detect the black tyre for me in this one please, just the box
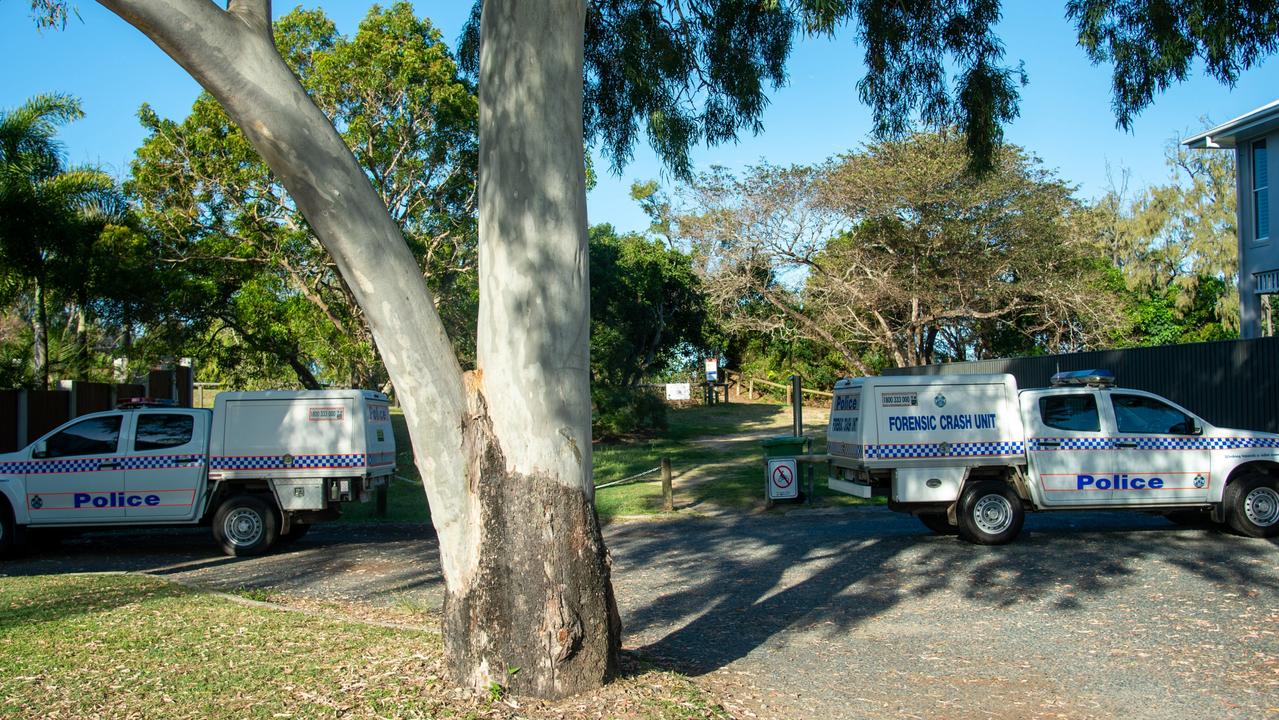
[956,480,1024,545]
[1224,475,1279,539]
[917,512,958,535]
[212,495,279,557]
[277,522,311,545]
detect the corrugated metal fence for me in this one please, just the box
[884,337,1279,433]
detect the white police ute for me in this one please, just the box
[0,390,396,557]
[826,370,1279,544]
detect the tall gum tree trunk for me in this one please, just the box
[97,0,618,698]
[450,0,621,697]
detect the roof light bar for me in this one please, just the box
[116,397,179,409]
[1049,369,1116,388]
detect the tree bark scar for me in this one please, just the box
[558,427,582,464]
[446,383,621,698]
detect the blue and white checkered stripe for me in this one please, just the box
[0,458,101,474]
[210,454,367,470]
[1136,436,1279,450]
[1031,436,1279,451]
[123,455,204,470]
[0,454,205,474]
[865,441,1024,460]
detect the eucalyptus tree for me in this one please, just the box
[128,5,478,389]
[672,135,1120,371]
[27,0,1279,699]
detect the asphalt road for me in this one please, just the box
[3,508,1277,719]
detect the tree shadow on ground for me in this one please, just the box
[1,523,445,610]
[608,508,1279,675]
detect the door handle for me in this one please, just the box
[1115,441,1138,448]
[175,458,200,465]
[1037,441,1060,448]
[98,461,121,470]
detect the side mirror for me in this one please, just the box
[1192,422,1203,436]
[32,440,47,458]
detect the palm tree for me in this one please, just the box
[0,93,119,388]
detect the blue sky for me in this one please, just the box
[3,1,1277,236]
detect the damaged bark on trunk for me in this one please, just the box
[447,380,620,695]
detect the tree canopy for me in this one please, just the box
[456,0,1279,175]
[127,4,478,390]
[663,132,1121,374]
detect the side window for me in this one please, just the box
[134,414,195,451]
[1112,394,1195,435]
[45,416,122,457]
[1039,394,1100,432]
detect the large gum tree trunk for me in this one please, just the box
[97,0,618,698]
[448,0,621,697]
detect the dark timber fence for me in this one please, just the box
[884,337,1279,434]
[0,367,191,453]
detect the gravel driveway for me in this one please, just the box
[4,509,1277,719]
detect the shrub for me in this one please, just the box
[592,385,667,440]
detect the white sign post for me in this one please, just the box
[766,457,799,500]
[704,357,718,383]
[665,383,691,401]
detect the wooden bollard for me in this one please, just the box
[661,457,673,512]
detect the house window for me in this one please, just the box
[1254,139,1269,242]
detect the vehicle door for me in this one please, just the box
[1024,389,1115,506]
[25,414,127,523]
[123,410,207,520]
[1102,392,1212,505]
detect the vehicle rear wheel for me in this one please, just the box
[212,495,279,557]
[917,512,958,535]
[956,480,1024,545]
[1224,475,1279,539]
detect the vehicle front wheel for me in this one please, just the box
[956,480,1024,545]
[1224,475,1279,539]
[212,495,279,557]
[917,512,958,535]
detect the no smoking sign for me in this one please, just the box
[766,457,799,500]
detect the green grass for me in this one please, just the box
[0,574,444,719]
[593,402,880,521]
[340,410,429,523]
[343,402,878,525]
[0,574,729,720]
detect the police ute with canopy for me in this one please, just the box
[0,390,396,557]
[826,370,1279,544]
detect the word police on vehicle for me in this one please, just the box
[0,390,396,558]
[825,370,1279,544]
